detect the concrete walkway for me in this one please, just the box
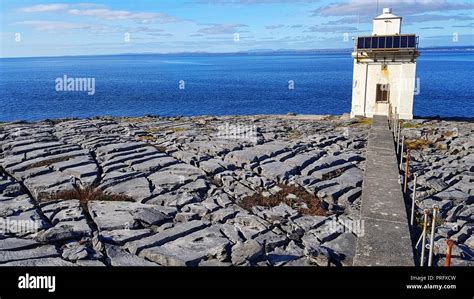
[353,115,414,266]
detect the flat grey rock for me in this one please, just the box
[267,241,304,266]
[100,228,153,245]
[0,257,75,266]
[293,215,328,231]
[0,237,39,251]
[105,244,158,266]
[125,220,208,254]
[35,220,91,243]
[231,239,264,265]
[103,177,152,202]
[61,242,89,261]
[139,227,230,266]
[231,215,271,240]
[323,232,357,266]
[0,245,59,263]
[88,201,176,231]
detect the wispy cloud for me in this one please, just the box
[265,24,305,30]
[322,16,370,25]
[305,25,358,33]
[18,3,181,24]
[11,21,168,35]
[265,24,284,29]
[452,23,474,28]
[12,20,96,31]
[18,4,69,13]
[404,14,474,24]
[67,9,179,23]
[192,0,320,4]
[420,26,445,30]
[312,0,474,17]
[146,33,174,37]
[198,23,248,34]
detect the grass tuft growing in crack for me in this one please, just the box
[42,185,133,211]
[239,184,327,216]
[405,138,433,150]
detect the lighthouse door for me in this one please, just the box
[374,84,390,116]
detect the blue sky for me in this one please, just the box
[1,0,473,57]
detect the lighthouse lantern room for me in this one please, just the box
[350,8,420,120]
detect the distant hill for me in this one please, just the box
[418,45,474,51]
[2,45,472,59]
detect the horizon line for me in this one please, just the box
[1,45,473,59]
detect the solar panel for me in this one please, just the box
[393,36,400,48]
[371,37,378,48]
[379,37,386,48]
[364,38,371,49]
[356,35,417,50]
[401,36,408,48]
[357,35,416,49]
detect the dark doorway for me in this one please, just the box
[376,84,390,102]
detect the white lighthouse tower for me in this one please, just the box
[350,8,419,120]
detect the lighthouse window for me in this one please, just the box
[408,36,416,48]
[376,84,390,103]
[386,36,393,48]
[358,38,364,49]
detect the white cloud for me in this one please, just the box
[198,24,248,34]
[18,4,69,13]
[305,25,358,33]
[193,0,320,4]
[18,4,181,23]
[67,8,179,23]
[12,21,94,31]
[265,24,284,29]
[313,0,474,17]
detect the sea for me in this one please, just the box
[0,50,473,122]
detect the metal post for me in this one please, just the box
[388,105,391,129]
[399,135,405,170]
[387,105,390,128]
[428,205,439,266]
[420,209,429,266]
[396,124,401,154]
[404,150,410,193]
[410,174,417,226]
[394,115,398,138]
[445,239,454,267]
[390,114,395,137]
[415,232,423,248]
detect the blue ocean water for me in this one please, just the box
[0,51,473,121]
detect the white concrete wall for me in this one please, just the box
[373,18,401,35]
[351,60,416,119]
[396,63,417,119]
[351,62,368,118]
